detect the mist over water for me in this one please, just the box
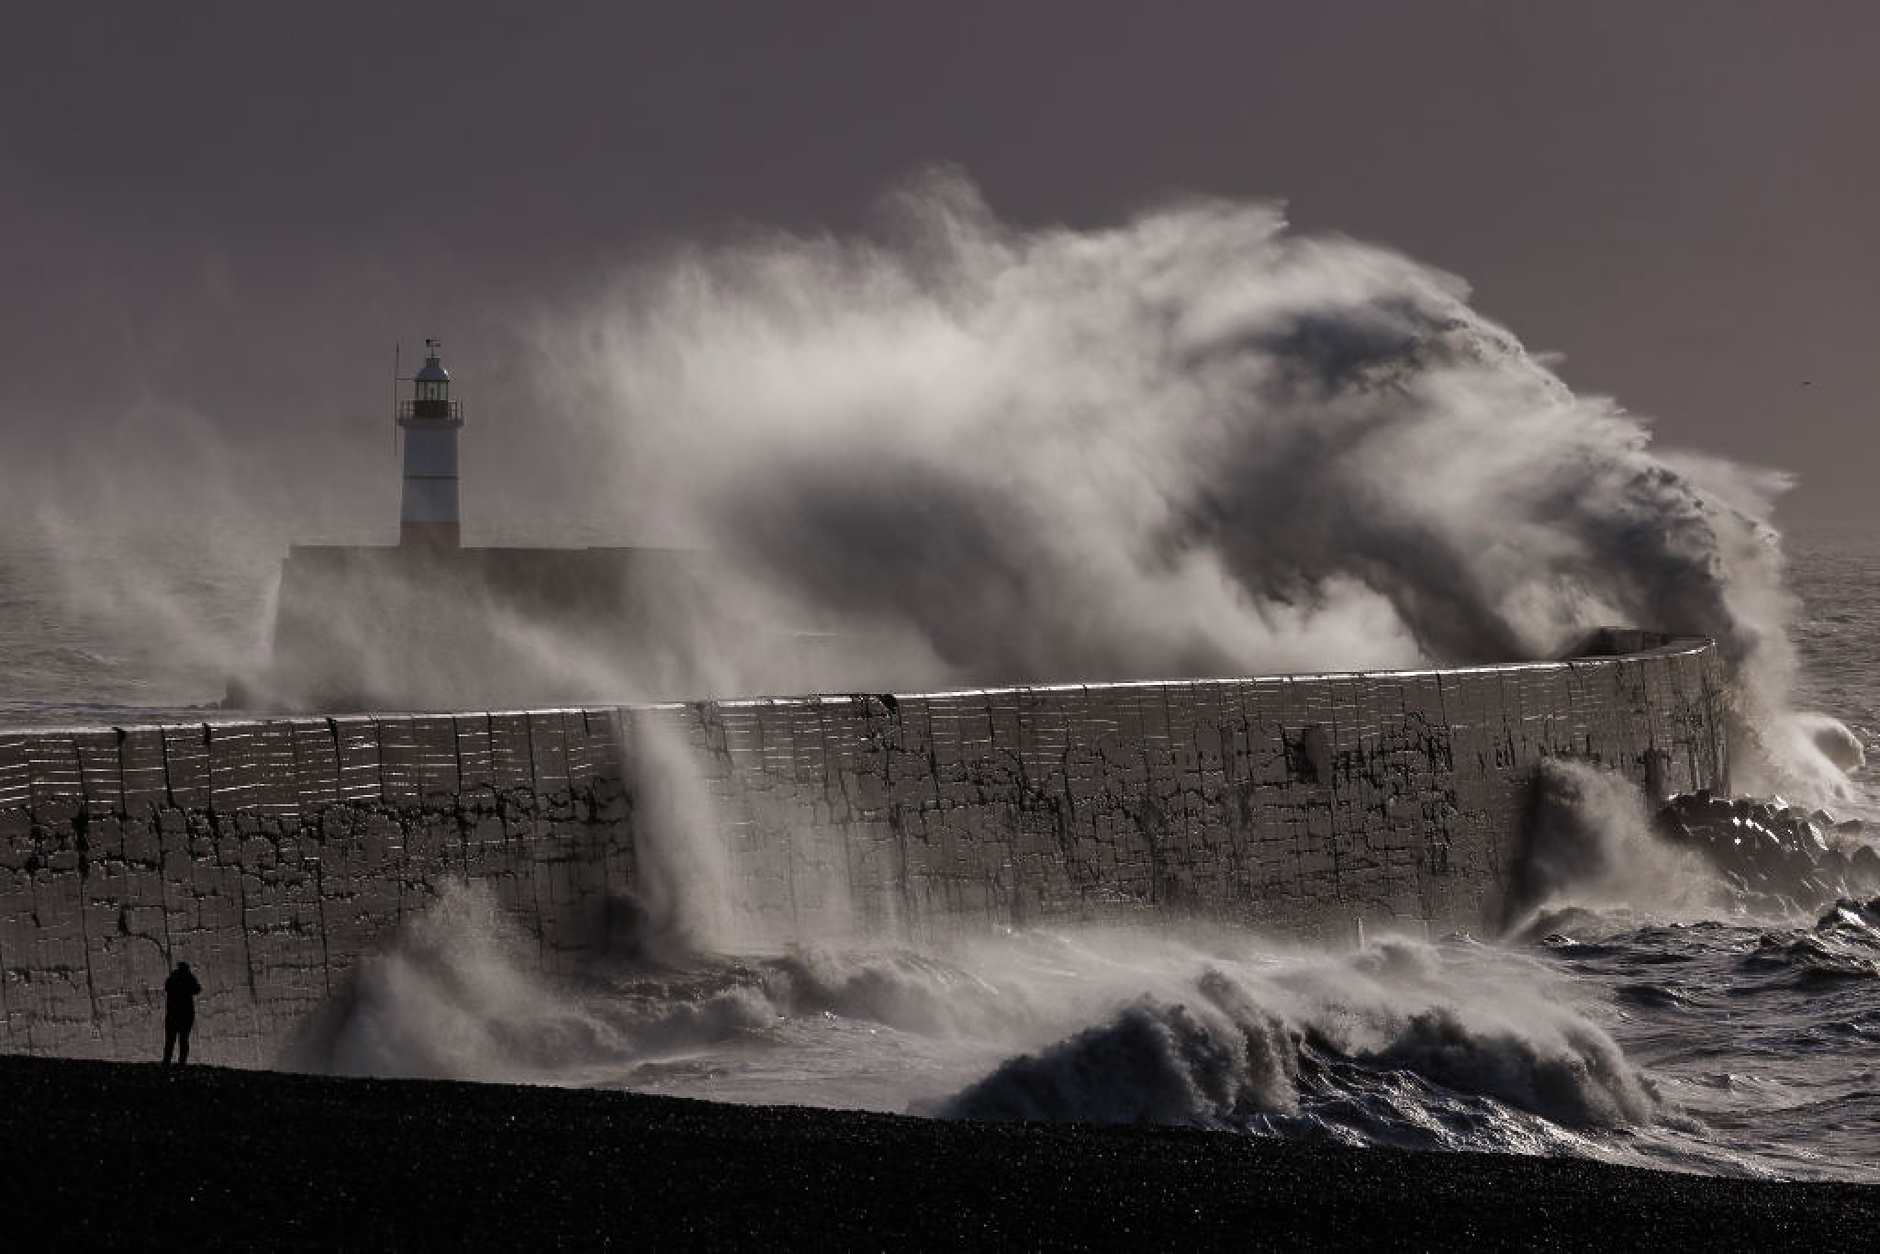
[0,517,280,724]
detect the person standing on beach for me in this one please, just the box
[163,962,201,1066]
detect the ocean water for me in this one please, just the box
[0,519,281,726]
[2,527,1877,1181]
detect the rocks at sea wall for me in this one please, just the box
[0,636,1728,1063]
[1656,791,1880,913]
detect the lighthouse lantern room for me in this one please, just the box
[396,339,464,548]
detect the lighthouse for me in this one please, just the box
[396,339,463,548]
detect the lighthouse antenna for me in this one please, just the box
[391,341,402,454]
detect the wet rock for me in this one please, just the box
[1851,846,1880,890]
[1657,791,1875,910]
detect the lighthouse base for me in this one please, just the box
[399,520,462,549]
[241,544,875,712]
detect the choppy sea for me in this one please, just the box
[2,525,1876,1181]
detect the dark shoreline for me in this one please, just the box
[2,1055,1875,1250]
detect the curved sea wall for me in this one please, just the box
[0,633,1726,1064]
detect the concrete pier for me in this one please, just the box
[0,632,1727,1063]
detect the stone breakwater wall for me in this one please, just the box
[0,634,1727,1064]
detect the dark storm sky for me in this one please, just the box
[4,1,1876,529]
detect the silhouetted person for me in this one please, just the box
[163,962,201,1066]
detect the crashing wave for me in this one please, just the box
[543,170,1856,801]
[930,940,1663,1156]
[1512,759,1880,931]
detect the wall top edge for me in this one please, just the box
[702,633,1715,710]
[0,633,1717,740]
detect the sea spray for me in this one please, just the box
[617,706,868,956]
[536,168,1848,802]
[617,710,744,958]
[291,881,633,1081]
[1507,759,1730,935]
[294,882,1677,1163]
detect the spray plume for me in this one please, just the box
[535,168,1839,794]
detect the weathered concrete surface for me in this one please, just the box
[0,635,1727,1064]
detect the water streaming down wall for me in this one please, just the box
[0,633,1726,1064]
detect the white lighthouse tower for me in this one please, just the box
[396,339,463,548]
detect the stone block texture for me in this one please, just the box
[0,637,1728,1064]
